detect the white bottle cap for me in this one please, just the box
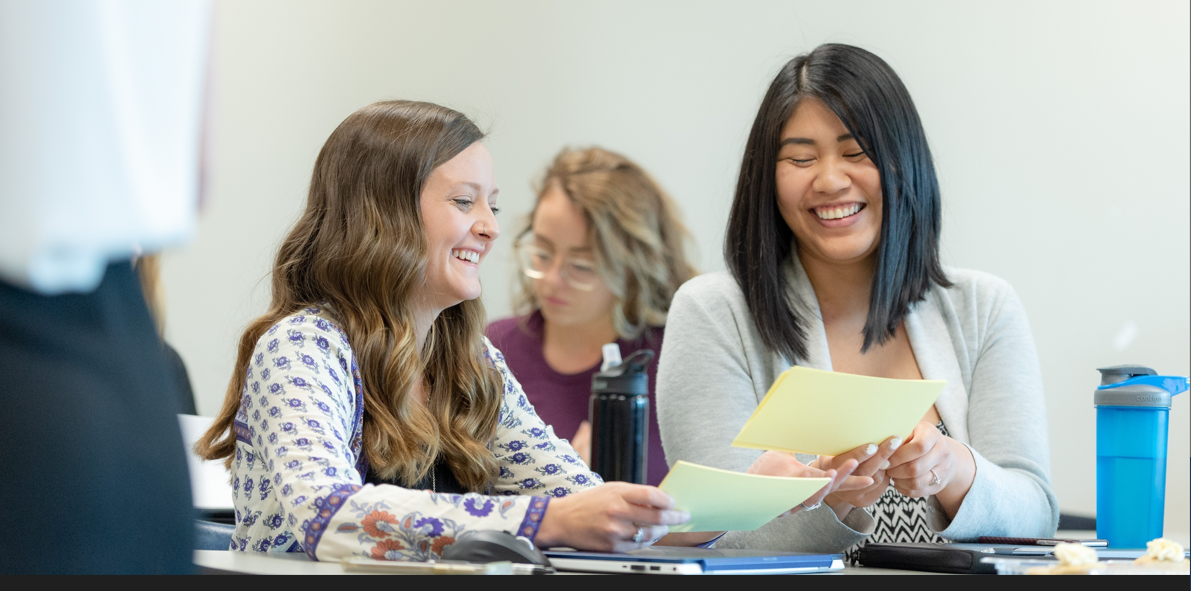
[600,343,623,372]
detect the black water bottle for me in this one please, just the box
[589,348,654,484]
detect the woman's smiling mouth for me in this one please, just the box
[812,202,865,220]
[451,249,481,264]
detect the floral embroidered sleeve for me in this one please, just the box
[231,308,571,562]
[483,338,604,498]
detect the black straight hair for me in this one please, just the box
[725,43,951,362]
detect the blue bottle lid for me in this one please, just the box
[1094,365,1189,408]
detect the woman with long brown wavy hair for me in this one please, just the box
[193,100,693,561]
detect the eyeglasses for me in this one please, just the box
[517,242,601,291]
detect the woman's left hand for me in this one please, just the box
[885,421,975,508]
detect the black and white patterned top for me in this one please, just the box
[844,422,950,564]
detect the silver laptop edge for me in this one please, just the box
[547,557,845,575]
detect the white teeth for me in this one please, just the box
[452,249,480,264]
[815,204,862,220]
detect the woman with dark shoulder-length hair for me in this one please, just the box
[657,44,1057,557]
[194,100,695,560]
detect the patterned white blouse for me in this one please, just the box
[229,305,602,561]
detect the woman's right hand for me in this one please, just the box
[534,482,690,552]
[818,436,902,519]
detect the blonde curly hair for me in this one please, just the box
[516,147,696,339]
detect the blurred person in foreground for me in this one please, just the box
[485,147,696,486]
[136,253,198,415]
[0,0,210,574]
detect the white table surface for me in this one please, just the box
[194,531,1190,575]
[193,550,938,575]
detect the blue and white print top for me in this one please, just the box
[229,306,603,562]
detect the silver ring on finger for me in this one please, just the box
[632,527,645,544]
[800,501,821,511]
[929,469,941,486]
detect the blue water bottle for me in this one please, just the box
[1094,365,1189,548]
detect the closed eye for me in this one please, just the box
[453,198,474,210]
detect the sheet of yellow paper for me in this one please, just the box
[732,366,945,457]
[658,461,829,533]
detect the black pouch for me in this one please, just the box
[856,543,998,574]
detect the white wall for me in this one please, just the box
[163,0,1190,533]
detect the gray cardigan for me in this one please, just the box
[656,256,1059,552]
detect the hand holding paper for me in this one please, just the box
[732,366,944,456]
[658,461,830,533]
[656,367,941,535]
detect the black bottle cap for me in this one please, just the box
[591,349,655,396]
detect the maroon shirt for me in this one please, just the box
[486,311,668,486]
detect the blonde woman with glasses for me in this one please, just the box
[486,147,696,486]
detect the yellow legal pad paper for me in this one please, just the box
[658,461,829,533]
[732,366,945,457]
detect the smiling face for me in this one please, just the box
[417,141,500,313]
[529,184,617,328]
[775,97,883,266]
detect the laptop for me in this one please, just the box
[543,547,844,575]
[178,414,236,522]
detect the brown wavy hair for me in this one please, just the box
[196,100,504,491]
[516,147,696,339]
